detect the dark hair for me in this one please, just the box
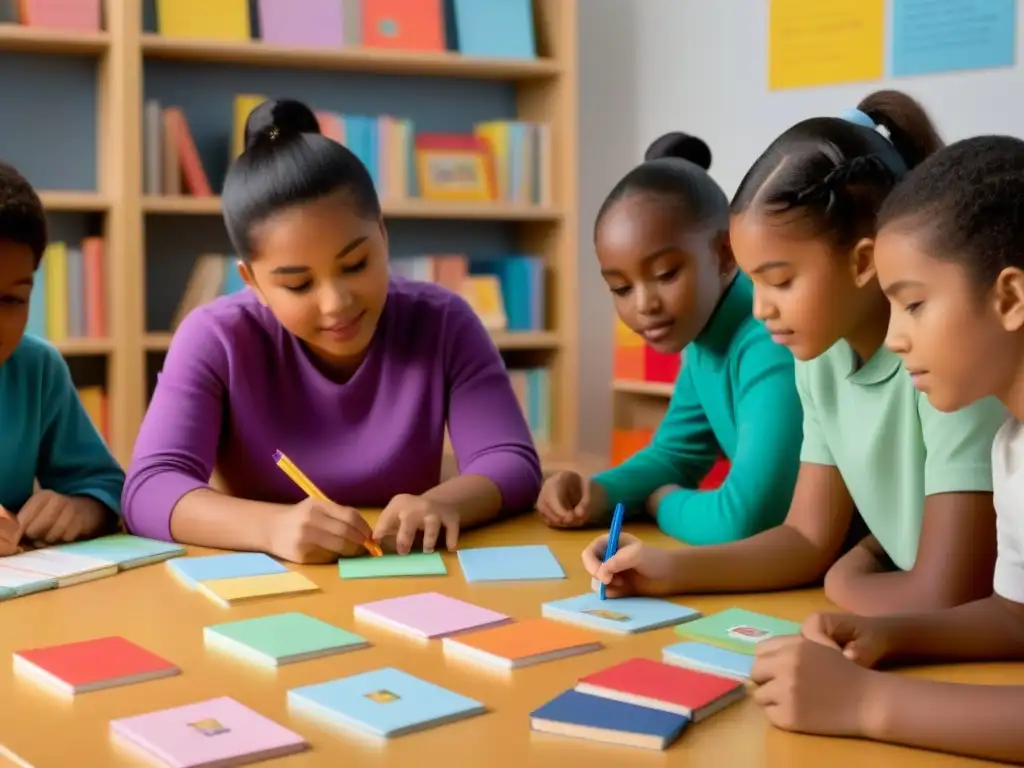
[731,90,943,250]
[878,134,1024,287]
[222,98,381,258]
[596,132,728,232]
[0,161,46,266]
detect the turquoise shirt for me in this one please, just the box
[594,273,803,544]
[0,334,124,514]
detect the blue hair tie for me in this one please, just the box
[839,108,877,129]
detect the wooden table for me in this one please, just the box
[0,514,1017,767]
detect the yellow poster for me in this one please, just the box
[768,0,885,90]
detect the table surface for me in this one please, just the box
[0,513,1017,767]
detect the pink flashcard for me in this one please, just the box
[354,591,511,639]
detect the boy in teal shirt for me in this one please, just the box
[0,161,124,554]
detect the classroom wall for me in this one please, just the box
[574,0,1024,457]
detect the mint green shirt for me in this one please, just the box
[0,334,124,514]
[594,273,803,544]
[796,341,1005,571]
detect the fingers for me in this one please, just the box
[591,574,633,598]
[43,509,80,544]
[309,507,372,553]
[320,503,373,540]
[20,494,63,541]
[581,535,609,576]
[444,516,460,552]
[751,677,779,708]
[594,541,642,583]
[395,515,419,555]
[800,612,840,650]
[421,515,442,554]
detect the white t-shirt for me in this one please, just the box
[992,417,1024,603]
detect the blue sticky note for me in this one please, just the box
[891,0,1016,77]
[167,553,287,587]
[542,593,700,634]
[530,689,688,749]
[288,667,485,738]
[452,0,537,59]
[662,641,754,680]
[457,545,565,582]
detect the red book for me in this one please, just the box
[14,636,180,695]
[575,657,745,722]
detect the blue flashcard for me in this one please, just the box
[891,0,1016,77]
[287,667,485,738]
[167,552,288,587]
[530,689,688,750]
[452,0,537,59]
[542,593,700,634]
[457,545,565,582]
[662,641,754,680]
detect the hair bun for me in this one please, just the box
[243,98,321,152]
[644,132,712,170]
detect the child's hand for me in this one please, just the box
[18,491,107,545]
[537,472,608,528]
[270,497,373,564]
[581,532,679,597]
[751,636,880,738]
[373,494,459,555]
[800,611,892,668]
[0,506,19,555]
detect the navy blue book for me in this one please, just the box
[529,689,689,751]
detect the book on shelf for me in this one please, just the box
[77,385,109,444]
[443,366,549,456]
[170,254,246,330]
[11,0,101,30]
[613,316,681,384]
[255,0,345,49]
[143,100,213,197]
[154,0,250,42]
[27,239,106,344]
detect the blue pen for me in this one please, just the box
[599,502,625,600]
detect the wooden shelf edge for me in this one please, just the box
[39,191,111,212]
[145,330,558,353]
[0,24,110,54]
[612,379,674,397]
[52,338,114,356]
[140,34,560,81]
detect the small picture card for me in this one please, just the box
[726,625,772,642]
[583,608,630,622]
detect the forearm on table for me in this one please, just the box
[824,565,985,616]
[863,674,1024,764]
[169,488,283,553]
[422,474,504,529]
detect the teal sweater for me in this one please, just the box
[594,273,802,544]
[0,335,124,514]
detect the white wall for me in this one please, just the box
[576,0,1024,457]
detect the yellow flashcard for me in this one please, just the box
[197,571,319,607]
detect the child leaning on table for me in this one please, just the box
[582,90,1007,615]
[121,98,542,563]
[748,135,1024,765]
[0,161,124,555]
[537,133,803,544]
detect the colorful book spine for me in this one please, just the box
[76,385,110,444]
[30,239,107,342]
[509,367,550,452]
[474,120,551,205]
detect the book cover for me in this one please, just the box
[196,571,319,607]
[530,689,688,751]
[167,553,287,588]
[452,0,536,59]
[55,534,186,570]
[288,667,485,738]
[14,636,180,695]
[155,0,251,42]
[204,612,369,666]
[257,0,343,48]
[575,657,745,722]
[662,641,754,681]
[110,696,308,767]
[338,552,447,580]
[442,618,602,670]
[354,592,510,639]
[456,545,564,582]
[674,608,801,654]
[361,0,444,51]
[542,593,700,634]
[1,549,116,586]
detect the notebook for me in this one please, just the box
[288,667,485,739]
[204,612,369,666]
[662,641,754,681]
[575,657,745,722]
[338,552,447,580]
[167,553,288,588]
[674,608,801,654]
[0,564,57,596]
[55,534,186,569]
[195,571,319,607]
[354,592,510,639]
[110,696,308,767]
[542,593,700,634]
[0,549,116,587]
[0,586,15,601]
[13,636,180,695]
[442,618,602,670]
[530,689,688,751]
[456,545,565,582]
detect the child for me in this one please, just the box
[583,91,1006,614]
[122,99,541,563]
[0,161,124,553]
[748,134,1024,765]
[538,133,803,544]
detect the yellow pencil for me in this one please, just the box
[272,450,382,557]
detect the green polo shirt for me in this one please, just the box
[797,341,1005,571]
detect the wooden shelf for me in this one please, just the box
[140,34,561,81]
[39,191,110,212]
[612,379,674,397]
[142,195,562,222]
[0,24,110,55]
[53,338,114,356]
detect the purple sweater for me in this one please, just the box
[123,279,543,540]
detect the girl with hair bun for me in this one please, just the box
[538,132,803,546]
[122,98,542,562]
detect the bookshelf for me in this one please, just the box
[0,0,578,469]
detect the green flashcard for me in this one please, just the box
[674,607,801,655]
[338,552,448,580]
